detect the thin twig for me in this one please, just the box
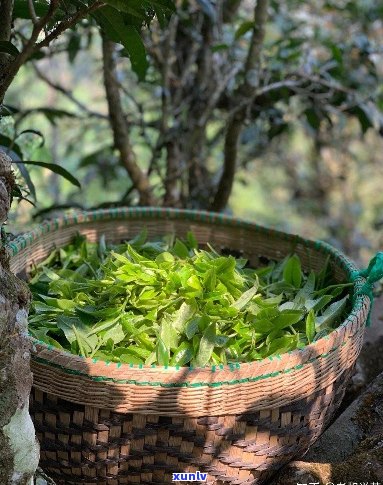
[32,63,108,119]
[27,0,39,24]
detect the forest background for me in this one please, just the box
[1,0,383,264]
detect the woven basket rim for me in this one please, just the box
[9,207,368,382]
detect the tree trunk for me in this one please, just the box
[0,151,39,484]
[0,0,15,103]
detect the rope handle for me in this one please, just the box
[351,252,383,327]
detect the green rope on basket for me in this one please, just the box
[351,252,383,327]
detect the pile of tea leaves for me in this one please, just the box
[28,231,353,367]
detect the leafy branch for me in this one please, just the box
[0,0,106,102]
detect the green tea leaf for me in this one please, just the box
[119,352,144,365]
[315,295,348,330]
[156,251,175,263]
[305,309,316,343]
[186,231,198,249]
[171,301,197,334]
[170,342,193,366]
[185,316,200,340]
[265,335,297,357]
[102,323,125,345]
[29,232,352,367]
[232,284,259,310]
[173,239,190,258]
[295,272,315,302]
[160,318,179,350]
[156,337,169,366]
[283,255,302,287]
[304,295,333,312]
[194,321,216,367]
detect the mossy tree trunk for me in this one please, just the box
[0,150,39,484]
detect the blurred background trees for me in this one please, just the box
[1,0,383,262]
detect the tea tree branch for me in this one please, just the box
[102,35,155,206]
[211,0,269,212]
[0,0,105,102]
[36,1,105,50]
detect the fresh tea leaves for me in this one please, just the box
[28,232,352,367]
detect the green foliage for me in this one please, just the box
[17,161,81,188]
[0,118,81,204]
[3,0,383,260]
[28,232,352,367]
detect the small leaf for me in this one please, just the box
[186,231,198,249]
[0,135,23,159]
[16,129,45,147]
[16,162,37,201]
[119,27,149,80]
[283,255,302,287]
[12,0,49,18]
[185,317,200,340]
[305,309,316,343]
[172,239,190,258]
[304,107,320,131]
[304,295,333,313]
[315,295,348,329]
[15,161,81,188]
[272,310,304,331]
[185,275,202,293]
[295,272,316,300]
[42,267,60,280]
[67,31,82,64]
[93,7,149,80]
[156,251,174,264]
[232,284,259,310]
[120,352,143,365]
[156,337,169,366]
[194,321,216,367]
[102,323,125,345]
[170,342,193,366]
[214,335,229,347]
[160,318,179,350]
[171,302,197,333]
[265,335,297,357]
[235,21,254,40]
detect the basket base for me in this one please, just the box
[30,366,353,485]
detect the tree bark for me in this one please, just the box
[0,151,39,485]
[210,113,242,211]
[0,0,15,101]
[0,0,13,41]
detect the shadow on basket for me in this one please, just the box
[29,337,358,485]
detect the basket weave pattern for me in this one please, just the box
[8,208,369,484]
[30,366,354,485]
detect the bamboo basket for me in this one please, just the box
[8,208,369,485]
